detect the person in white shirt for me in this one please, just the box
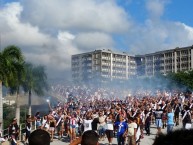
[128,117,137,145]
[105,114,114,145]
[83,115,93,132]
[42,115,49,131]
[98,111,106,141]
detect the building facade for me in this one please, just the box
[145,46,193,76]
[71,45,193,83]
[71,50,136,83]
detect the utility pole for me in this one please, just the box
[0,33,1,50]
[0,33,3,134]
[0,0,4,134]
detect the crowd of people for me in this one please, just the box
[4,85,193,145]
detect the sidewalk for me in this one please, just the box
[49,123,183,145]
[2,123,183,145]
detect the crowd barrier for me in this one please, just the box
[1,121,37,144]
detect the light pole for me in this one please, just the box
[0,81,3,132]
[0,33,3,131]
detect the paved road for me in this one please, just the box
[5,123,182,145]
[49,123,183,145]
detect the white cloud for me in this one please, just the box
[0,1,130,81]
[57,31,75,42]
[145,0,170,19]
[20,0,130,34]
[1,0,193,82]
[125,0,193,55]
[73,32,114,50]
[0,2,79,80]
[0,2,51,49]
[182,23,193,40]
[127,20,193,55]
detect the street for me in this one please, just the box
[50,123,183,145]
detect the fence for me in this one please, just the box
[1,121,37,141]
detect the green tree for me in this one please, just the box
[0,45,24,129]
[22,63,49,115]
[8,61,25,125]
[166,71,193,91]
[3,103,15,129]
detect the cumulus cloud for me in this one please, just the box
[0,1,130,81]
[182,23,193,40]
[0,2,79,80]
[73,32,114,50]
[127,20,193,55]
[126,0,193,55]
[145,0,170,19]
[0,3,50,47]
[1,0,193,82]
[20,0,130,34]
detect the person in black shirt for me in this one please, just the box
[8,118,19,145]
[181,105,186,128]
[25,115,32,145]
[49,116,56,142]
[182,105,192,129]
[173,100,181,126]
[91,117,99,131]
[160,101,167,129]
[144,109,152,136]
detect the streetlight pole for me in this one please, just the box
[0,34,1,51]
[0,81,3,132]
[0,32,3,132]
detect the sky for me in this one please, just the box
[0,0,193,82]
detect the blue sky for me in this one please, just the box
[117,0,193,26]
[164,0,193,26]
[1,0,193,79]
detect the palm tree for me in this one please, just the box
[8,61,25,126]
[0,45,24,130]
[22,63,48,115]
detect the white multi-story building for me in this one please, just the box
[71,45,193,83]
[145,46,193,76]
[71,49,136,83]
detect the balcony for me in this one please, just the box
[102,56,110,60]
[102,68,110,72]
[101,62,110,66]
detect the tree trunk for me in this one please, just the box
[0,80,3,131]
[15,91,20,125]
[28,90,32,115]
